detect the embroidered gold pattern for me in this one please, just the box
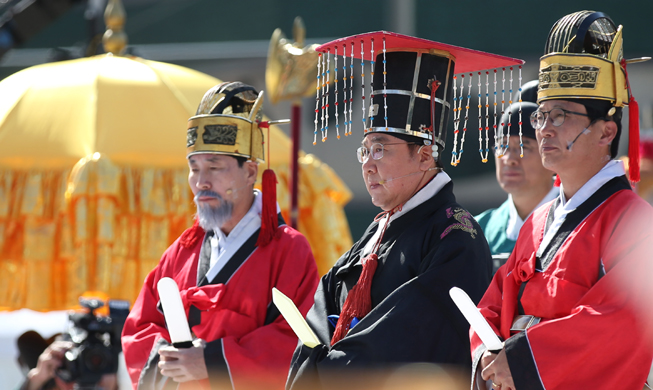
[202,125,238,145]
[186,127,198,147]
[539,64,599,90]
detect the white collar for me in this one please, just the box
[537,160,625,257]
[215,189,263,242]
[558,159,625,210]
[506,186,558,240]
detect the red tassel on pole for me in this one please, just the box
[290,102,301,229]
[628,97,641,183]
[256,168,278,247]
[331,253,378,345]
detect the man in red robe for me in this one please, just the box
[471,11,653,390]
[121,82,319,390]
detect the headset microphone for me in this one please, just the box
[566,128,591,151]
[224,183,254,196]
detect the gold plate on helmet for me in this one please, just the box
[538,53,628,106]
[186,115,264,162]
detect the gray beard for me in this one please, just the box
[194,190,233,231]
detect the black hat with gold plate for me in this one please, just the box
[187,82,266,162]
[538,11,650,181]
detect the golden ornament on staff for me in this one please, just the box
[266,17,321,105]
[266,17,320,229]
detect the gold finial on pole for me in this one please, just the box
[266,17,320,229]
[265,16,319,104]
[102,0,127,55]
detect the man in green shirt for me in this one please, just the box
[475,100,556,273]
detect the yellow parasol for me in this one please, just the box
[0,55,215,169]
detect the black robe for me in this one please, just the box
[287,181,492,389]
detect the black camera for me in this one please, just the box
[57,297,129,387]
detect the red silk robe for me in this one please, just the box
[472,184,653,389]
[122,224,319,390]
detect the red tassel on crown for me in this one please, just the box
[331,253,378,345]
[628,97,641,183]
[255,120,280,247]
[256,168,278,247]
[622,59,641,184]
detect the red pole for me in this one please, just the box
[290,101,301,229]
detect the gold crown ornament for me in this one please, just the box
[186,82,288,162]
[537,11,651,182]
[538,11,631,106]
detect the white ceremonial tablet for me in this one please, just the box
[157,277,193,347]
[272,288,320,348]
[449,287,504,352]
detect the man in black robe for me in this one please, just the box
[286,31,523,389]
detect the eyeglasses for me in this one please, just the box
[530,108,590,130]
[356,142,416,163]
